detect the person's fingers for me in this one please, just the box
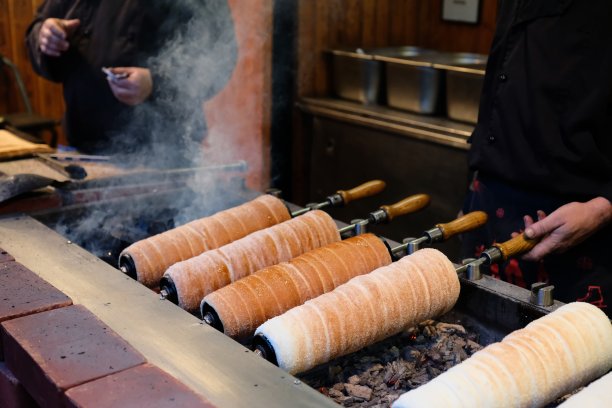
[62,19,80,36]
[41,35,68,52]
[522,238,555,261]
[40,22,70,54]
[40,41,65,56]
[537,210,547,221]
[39,40,60,56]
[108,82,138,104]
[108,78,135,90]
[108,80,131,93]
[45,19,67,39]
[524,215,560,239]
[110,67,131,75]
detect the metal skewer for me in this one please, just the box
[391,211,488,258]
[290,180,386,217]
[338,193,430,236]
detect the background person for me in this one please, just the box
[461,0,612,316]
[26,0,237,167]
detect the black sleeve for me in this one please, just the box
[25,0,73,83]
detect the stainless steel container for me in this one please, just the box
[431,53,487,124]
[374,51,443,114]
[330,47,429,105]
[376,51,487,119]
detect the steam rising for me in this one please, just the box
[45,0,257,263]
[117,0,238,169]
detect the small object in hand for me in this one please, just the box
[63,164,87,180]
[36,154,87,180]
[102,67,128,82]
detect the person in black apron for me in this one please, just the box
[462,0,612,317]
[26,0,237,168]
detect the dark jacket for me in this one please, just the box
[26,0,237,164]
[469,0,612,202]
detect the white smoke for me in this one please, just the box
[45,0,271,263]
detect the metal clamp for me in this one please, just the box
[368,209,388,225]
[406,236,427,255]
[530,283,555,307]
[350,219,368,235]
[326,194,344,207]
[461,258,483,281]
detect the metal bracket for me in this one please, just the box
[406,236,427,255]
[350,218,368,235]
[462,258,483,281]
[530,282,555,307]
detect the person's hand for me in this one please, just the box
[106,67,153,106]
[521,197,612,261]
[38,18,80,57]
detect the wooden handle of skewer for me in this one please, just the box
[493,234,539,261]
[437,211,488,240]
[337,180,386,205]
[379,194,430,221]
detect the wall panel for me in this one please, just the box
[296,0,498,98]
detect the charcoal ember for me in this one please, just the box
[328,388,344,400]
[408,370,429,387]
[298,317,482,407]
[426,365,442,379]
[368,363,384,376]
[362,400,382,408]
[382,361,405,386]
[345,383,373,401]
[329,365,342,382]
[332,383,345,392]
[436,322,467,334]
[466,339,482,353]
[382,394,401,405]
[454,344,469,362]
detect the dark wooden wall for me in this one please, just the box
[2,0,499,192]
[0,0,273,189]
[0,0,65,145]
[292,0,499,203]
[296,0,498,99]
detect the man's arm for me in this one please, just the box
[25,0,76,82]
[522,197,612,261]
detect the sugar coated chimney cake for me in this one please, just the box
[392,302,612,408]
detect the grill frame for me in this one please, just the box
[0,210,569,407]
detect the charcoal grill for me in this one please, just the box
[1,160,250,266]
[0,182,583,407]
[0,216,567,407]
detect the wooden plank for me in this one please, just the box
[0,0,18,114]
[9,0,36,113]
[341,0,362,47]
[403,0,420,45]
[360,0,375,47]
[417,0,496,53]
[296,0,316,97]
[375,0,390,46]
[313,0,331,95]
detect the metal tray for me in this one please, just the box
[375,51,487,121]
[374,50,443,114]
[428,53,487,124]
[330,47,430,105]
